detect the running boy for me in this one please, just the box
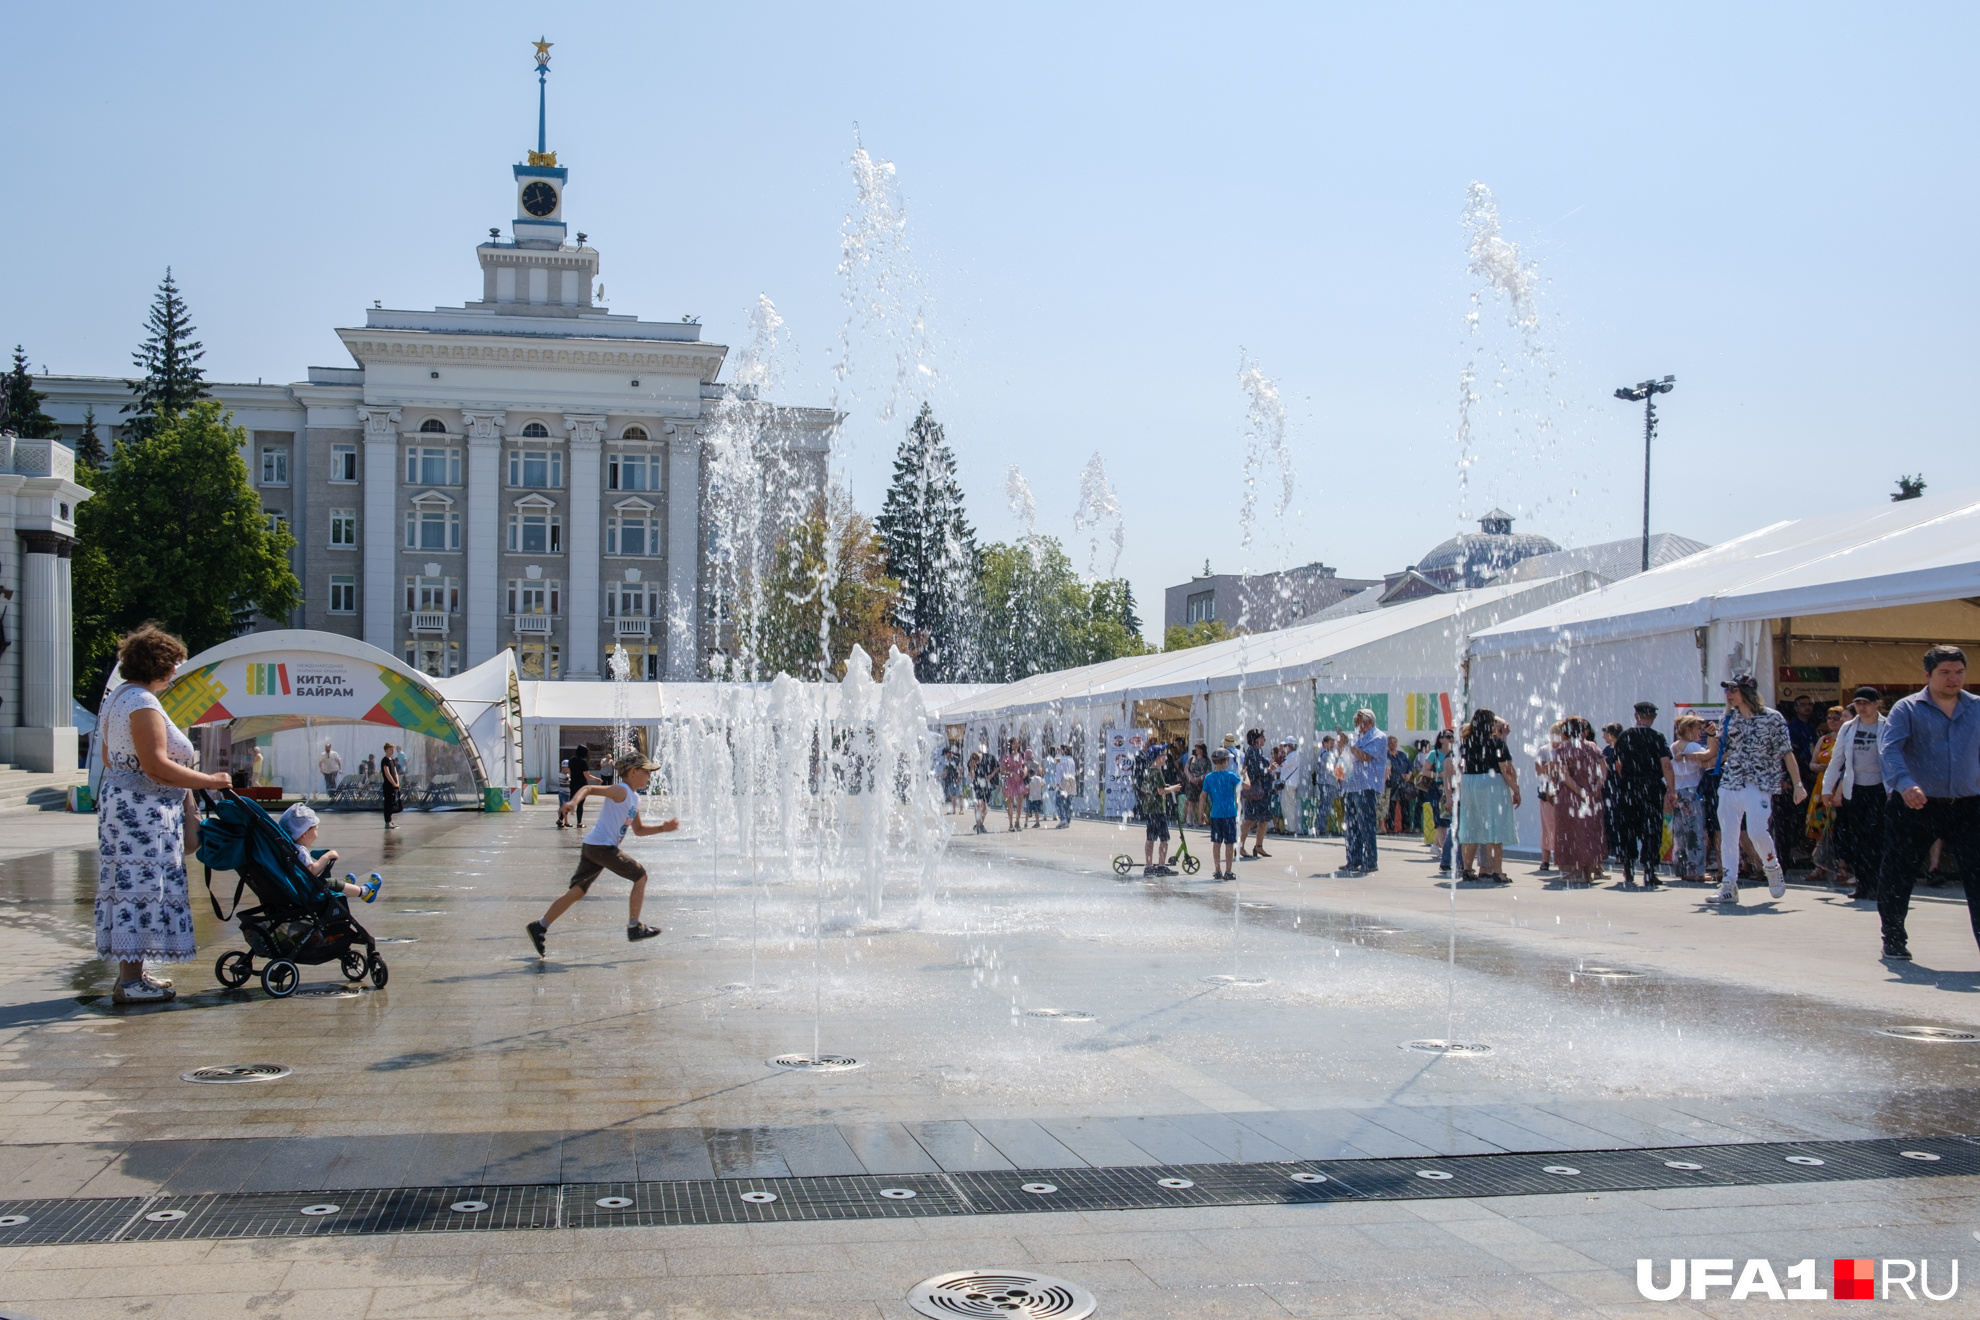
[529,752,679,954]
[1203,747,1241,881]
[277,803,381,903]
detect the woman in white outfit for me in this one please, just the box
[95,626,234,1003]
[1711,673,1807,904]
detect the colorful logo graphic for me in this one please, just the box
[1835,1259,1875,1300]
[159,663,231,727]
[246,663,290,696]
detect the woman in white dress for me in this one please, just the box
[95,625,232,1003]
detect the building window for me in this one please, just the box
[507,578,562,615]
[406,446,462,486]
[607,453,653,491]
[508,511,562,554]
[329,508,357,547]
[605,510,656,557]
[1186,590,1215,624]
[605,583,658,618]
[264,509,288,535]
[512,641,560,679]
[507,450,563,488]
[404,575,460,614]
[260,447,289,486]
[329,445,358,482]
[622,425,649,442]
[520,421,550,438]
[328,575,357,613]
[419,418,447,434]
[407,638,460,678]
[405,500,461,551]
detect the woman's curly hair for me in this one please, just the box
[117,624,189,685]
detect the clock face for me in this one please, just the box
[520,181,558,218]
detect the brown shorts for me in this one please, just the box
[568,843,647,893]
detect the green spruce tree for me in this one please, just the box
[123,268,208,442]
[1,347,58,439]
[73,405,107,468]
[875,403,979,681]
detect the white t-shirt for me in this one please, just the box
[1672,740,1705,790]
[1056,754,1076,788]
[319,750,343,775]
[584,784,643,847]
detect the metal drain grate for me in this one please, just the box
[1876,1025,1980,1043]
[1575,966,1640,978]
[1024,1009,1096,1022]
[1203,975,1268,986]
[293,986,367,999]
[180,1064,292,1084]
[908,1270,1098,1320]
[1400,1039,1494,1057]
[768,1054,864,1071]
[394,909,447,916]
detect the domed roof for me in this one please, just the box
[1416,510,1560,588]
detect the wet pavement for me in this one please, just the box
[0,806,1975,1315]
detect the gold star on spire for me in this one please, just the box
[532,37,553,65]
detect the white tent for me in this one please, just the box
[1468,486,1980,843]
[432,651,524,794]
[940,575,1596,814]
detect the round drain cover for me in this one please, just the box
[1900,1151,1942,1162]
[1785,1155,1825,1166]
[594,1197,634,1209]
[908,1270,1098,1320]
[144,1209,187,1222]
[299,1204,339,1216]
[1664,1161,1704,1170]
[181,1064,292,1084]
[1020,1182,1057,1195]
[450,1200,489,1213]
[1156,1177,1194,1189]
[1542,1166,1581,1176]
[1876,1025,1980,1043]
[739,1191,777,1204]
[1415,1170,1454,1180]
[768,1054,864,1071]
[1289,1172,1328,1184]
[880,1188,917,1199]
[0,1214,28,1226]
[1400,1039,1495,1057]
[1025,1009,1097,1022]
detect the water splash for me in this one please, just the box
[834,133,935,432]
[1072,453,1125,581]
[1463,182,1540,333]
[1004,465,1037,539]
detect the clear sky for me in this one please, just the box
[8,3,1975,641]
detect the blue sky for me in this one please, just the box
[9,3,1975,639]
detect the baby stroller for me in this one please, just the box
[195,789,388,998]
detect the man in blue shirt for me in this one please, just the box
[1342,709,1388,876]
[1202,747,1241,881]
[1876,645,1980,961]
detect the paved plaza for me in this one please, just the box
[0,805,1975,1317]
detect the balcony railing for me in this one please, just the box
[410,611,449,634]
[514,614,553,635]
[613,618,651,637]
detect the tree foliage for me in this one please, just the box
[1164,618,1240,652]
[123,268,209,443]
[752,490,906,681]
[976,536,1150,682]
[74,406,107,468]
[74,403,298,662]
[1,347,57,439]
[875,403,978,681]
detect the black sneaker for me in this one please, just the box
[1644,876,1663,890]
[1882,939,1912,961]
[628,923,663,942]
[526,920,548,956]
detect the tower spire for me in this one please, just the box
[529,38,555,166]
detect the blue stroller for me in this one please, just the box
[196,789,388,998]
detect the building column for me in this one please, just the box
[358,408,401,654]
[665,430,700,679]
[462,411,505,667]
[18,531,75,773]
[564,414,605,680]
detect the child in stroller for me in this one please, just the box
[198,789,389,998]
[278,803,382,904]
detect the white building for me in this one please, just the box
[0,436,90,771]
[38,48,831,685]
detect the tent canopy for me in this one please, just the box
[1472,486,1980,656]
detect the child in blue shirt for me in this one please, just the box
[1202,748,1241,881]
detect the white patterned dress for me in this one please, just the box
[95,683,198,962]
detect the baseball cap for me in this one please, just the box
[1633,701,1659,717]
[614,752,661,777]
[278,802,320,842]
[1719,673,1758,692]
[1852,686,1882,702]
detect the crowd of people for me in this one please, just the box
[944,741,1078,834]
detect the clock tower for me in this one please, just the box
[512,38,567,247]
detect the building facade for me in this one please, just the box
[1162,561,1378,636]
[39,53,830,683]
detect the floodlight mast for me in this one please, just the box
[1613,376,1675,573]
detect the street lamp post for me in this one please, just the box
[1613,376,1675,573]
